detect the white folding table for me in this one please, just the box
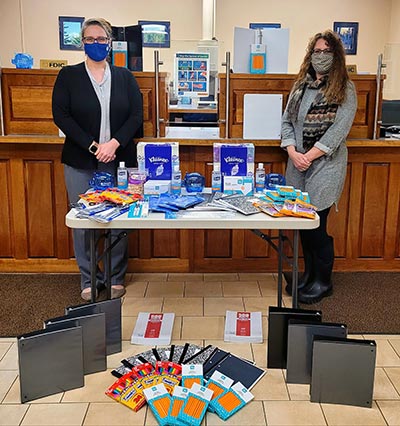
[66,210,319,308]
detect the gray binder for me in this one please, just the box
[310,337,376,407]
[65,298,121,355]
[286,320,347,384]
[267,306,322,368]
[44,313,106,375]
[18,327,84,403]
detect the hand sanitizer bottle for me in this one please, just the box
[171,165,182,195]
[211,164,222,193]
[117,161,128,189]
[255,162,265,193]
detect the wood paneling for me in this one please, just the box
[0,160,13,257]
[25,161,55,257]
[0,138,399,272]
[218,73,383,139]
[1,68,168,137]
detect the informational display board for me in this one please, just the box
[174,52,210,98]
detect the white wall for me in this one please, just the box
[0,0,399,87]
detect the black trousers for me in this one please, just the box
[300,207,332,251]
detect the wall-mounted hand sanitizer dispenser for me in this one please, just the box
[250,43,266,74]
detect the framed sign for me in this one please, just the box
[138,20,170,48]
[174,52,210,98]
[249,23,281,29]
[59,16,84,51]
[333,22,359,55]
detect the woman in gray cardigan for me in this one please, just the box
[281,30,357,304]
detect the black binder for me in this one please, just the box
[65,298,121,355]
[286,320,347,384]
[267,306,322,369]
[44,313,106,375]
[310,337,376,407]
[18,327,84,403]
[203,349,265,390]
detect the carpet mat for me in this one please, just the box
[293,271,400,334]
[0,272,399,337]
[0,273,109,337]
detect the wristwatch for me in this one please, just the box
[88,142,99,154]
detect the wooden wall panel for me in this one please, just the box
[359,163,389,258]
[152,230,180,257]
[25,161,55,257]
[204,230,232,257]
[0,161,13,257]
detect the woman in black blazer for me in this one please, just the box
[52,18,143,301]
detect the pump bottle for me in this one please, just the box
[117,161,128,189]
[211,164,222,193]
[255,162,265,193]
[171,165,182,195]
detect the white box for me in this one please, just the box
[223,176,253,195]
[144,180,171,195]
[131,312,175,345]
[224,310,263,343]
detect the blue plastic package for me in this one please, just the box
[11,53,33,69]
[183,173,205,193]
[89,172,115,190]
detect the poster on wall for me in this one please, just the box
[174,52,210,98]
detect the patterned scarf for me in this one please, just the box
[287,74,338,152]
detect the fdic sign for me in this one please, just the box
[40,59,67,69]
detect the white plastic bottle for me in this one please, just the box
[211,164,222,193]
[117,161,128,189]
[171,165,182,195]
[255,162,265,193]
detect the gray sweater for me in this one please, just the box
[281,81,357,211]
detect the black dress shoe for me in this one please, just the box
[298,280,333,304]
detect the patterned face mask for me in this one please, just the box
[311,52,334,74]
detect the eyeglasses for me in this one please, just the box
[82,36,109,44]
[313,49,333,55]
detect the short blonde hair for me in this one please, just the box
[81,18,112,40]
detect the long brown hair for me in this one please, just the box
[293,30,350,104]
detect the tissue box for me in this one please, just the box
[223,176,253,195]
[137,142,179,180]
[144,180,171,195]
[213,143,255,177]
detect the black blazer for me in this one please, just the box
[52,62,143,169]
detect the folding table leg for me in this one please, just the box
[291,230,299,308]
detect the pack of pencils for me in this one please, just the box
[181,364,204,388]
[143,384,172,426]
[206,370,234,412]
[212,381,254,420]
[178,382,213,426]
[166,385,190,426]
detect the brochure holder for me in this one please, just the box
[286,320,347,384]
[310,337,376,408]
[18,327,84,403]
[267,306,322,369]
[65,298,121,355]
[44,313,106,375]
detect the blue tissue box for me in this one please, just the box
[213,143,255,177]
[137,142,179,180]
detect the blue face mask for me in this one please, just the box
[84,43,110,62]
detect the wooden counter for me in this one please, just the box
[218,73,384,139]
[0,136,399,273]
[0,68,169,137]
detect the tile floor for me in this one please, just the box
[1,272,400,425]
